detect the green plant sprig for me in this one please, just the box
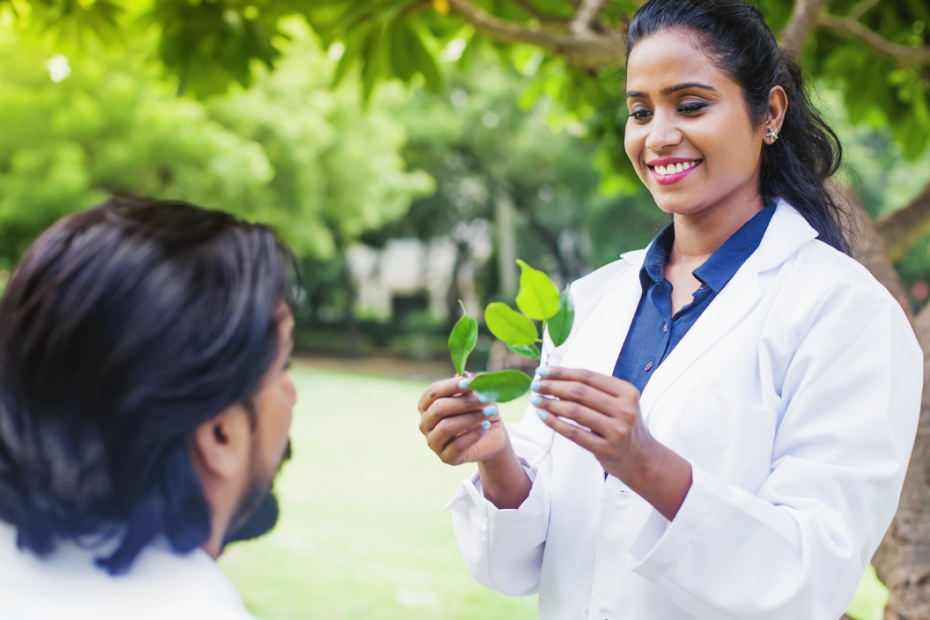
[447,261,574,403]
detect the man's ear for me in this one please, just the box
[189,404,252,480]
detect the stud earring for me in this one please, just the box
[766,127,778,142]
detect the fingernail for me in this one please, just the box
[481,420,491,430]
[478,395,490,403]
[459,377,473,389]
[536,408,548,420]
[530,379,540,391]
[464,371,474,377]
[529,393,542,405]
[483,405,498,416]
[538,366,550,377]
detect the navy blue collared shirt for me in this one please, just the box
[612,204,776,393]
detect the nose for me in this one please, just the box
[644,109,682,153]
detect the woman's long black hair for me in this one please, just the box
[626,0,851,254]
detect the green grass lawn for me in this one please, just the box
[220,363,887,620]
[220,364,537,620]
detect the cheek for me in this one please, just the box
[624,121,644,168]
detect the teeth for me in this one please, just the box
[653,161,698,176]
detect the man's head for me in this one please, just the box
[0,197,298,574]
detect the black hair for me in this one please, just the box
[626,0,850,253]
[0,197,300,574]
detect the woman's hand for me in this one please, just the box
[417,375,508,466]
[531,366,692,520]
[418,375,532,509]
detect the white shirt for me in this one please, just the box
[0,523,253,620]
[446,201,923,620]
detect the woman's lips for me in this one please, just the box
[648,160,702,186]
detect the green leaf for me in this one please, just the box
[547,290,574,347]
[514,259,560,321]
[507,343,540,360]
[389,21,415,81]
[470,370,533,403]
[485,301,538,346]
[448,301,478,375]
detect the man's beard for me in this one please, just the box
[222,439,291,547]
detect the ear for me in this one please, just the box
[765,85,788,144]
[189,404,253,480]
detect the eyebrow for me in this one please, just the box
[625,82,716,98]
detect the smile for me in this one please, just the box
[646,159,702,186]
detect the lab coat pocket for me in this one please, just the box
[676,385,778,493]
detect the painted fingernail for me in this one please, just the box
[478,395,490,403]
[464,371,474,377]
[481,420,491,430]
[536,408,548,420]
[459,377,473,389]
[529,393,542,405]
[530,379,541,391]
[538,366,550,377]
[483,405,498,416]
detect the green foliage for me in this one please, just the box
[448,300,478,375]
[0,20,431,263]
[515,259,560,320]
[469,369,533,403]
[485,301,538,347]
[547,290,574,347]
[8,0,928,172]
[507,342,540,360]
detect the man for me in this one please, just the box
[0,198,298,619]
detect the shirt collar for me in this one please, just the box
[640,203,777,292]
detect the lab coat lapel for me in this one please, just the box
[638,201,819,418]
[560,250,647,376]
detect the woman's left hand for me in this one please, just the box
[531,366,693,520]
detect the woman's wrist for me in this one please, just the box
[477,439,532,510]
[624,433,693,521]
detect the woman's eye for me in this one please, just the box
[679,102,708,114]
[629,108,652,121]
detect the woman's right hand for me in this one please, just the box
[417,375,509,466]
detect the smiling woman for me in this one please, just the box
[417,1,924,619]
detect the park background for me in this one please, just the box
[3,1,930,619]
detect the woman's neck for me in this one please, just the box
[669,190,765,267]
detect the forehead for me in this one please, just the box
[625,29,730,94]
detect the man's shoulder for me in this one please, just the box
[0,524,254,620]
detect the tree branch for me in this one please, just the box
[817,14,930,66]
[848,0,881,20]
[570,0,606,35]
[506,0,568,26]
[876,180,930,261]
[780,0,832,57]
[447,0,623,69]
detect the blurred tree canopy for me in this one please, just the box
[7,0,926,186]
[0,14,431,264]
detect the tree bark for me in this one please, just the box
[876,181,930,261]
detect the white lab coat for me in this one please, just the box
[0,522,253,620]
[446,201,923,620]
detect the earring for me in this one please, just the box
[766,127,778,142]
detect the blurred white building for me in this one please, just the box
[347,219,493,322]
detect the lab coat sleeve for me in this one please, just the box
[626,281,923,620]
[444,415,553,596]
[444,299,577,597]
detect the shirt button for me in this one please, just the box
[662,323,668,333]
[644,361,654,372]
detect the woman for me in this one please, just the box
[417,1,922,618]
